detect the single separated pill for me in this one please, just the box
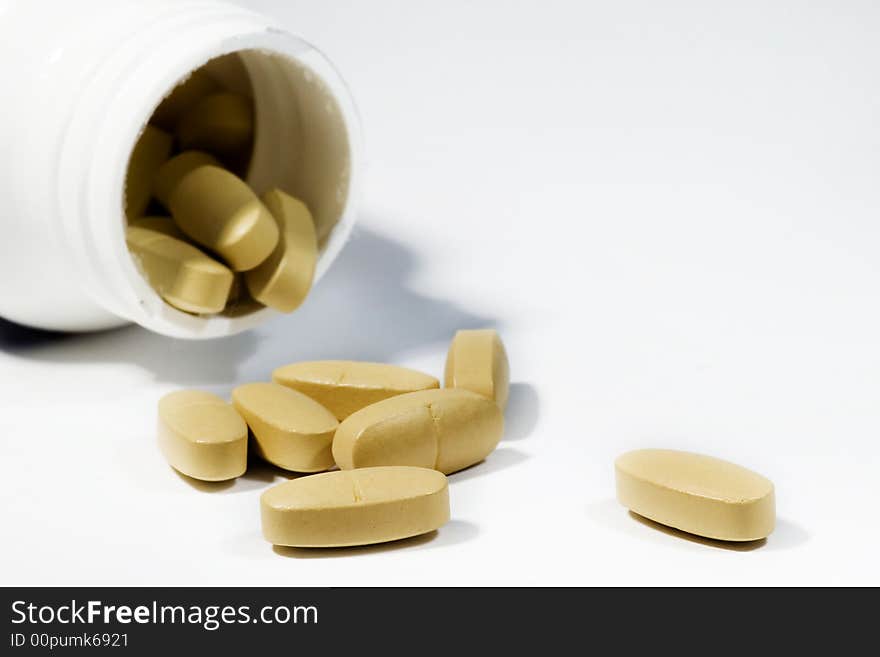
[615,449,776,541]
[244,189,318,313]
[261,466,450,547]
[168,165,279,271]
[273,361,440,421]
[153,151,220,208]
[125,125,172,219]
[158,390,248,481]
[176,92,254,158]
[232,382,338,472]
[445,329,510,410]
[126,226,233,314]
[333,388,503,475]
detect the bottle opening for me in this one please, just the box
[123,48,353,323]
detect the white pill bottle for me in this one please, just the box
[0,0,361,338]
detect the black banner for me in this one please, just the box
[0,587,872,652]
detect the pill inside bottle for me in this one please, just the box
[121,50,356,327]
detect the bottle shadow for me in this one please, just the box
[504,383,540,442]
[264,224,499,365]
[0,220,501,387]
[0,319,70,349]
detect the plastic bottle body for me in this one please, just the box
[0,0,361,338]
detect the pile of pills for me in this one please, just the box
[135,63,779,551]
[158,325,777,546]
[140,70,777,547]
[158,329,509,547]
[125,65,317,316]
[158,327,777,547]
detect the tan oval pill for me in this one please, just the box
[261,466,449,547]
[615,449,776,541]
[444,329,510,410]
[158,390,247,481]
[169,165,279,271]
[129,215,183,239]
[151,69,220,130]
[232,382,338,473]
[153,151,220,208]
[273,360,440,421]
[126,225,233,314]
[244,189,317,313]
[176,92,254,159]
[226,273,245,306]
[332,388,503,475]
[202,54,252,95]
[125,125,172,220]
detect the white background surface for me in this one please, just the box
[2,0,880,585]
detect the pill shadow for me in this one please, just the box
[504,383,540,442]
[238,457,299,484]
[174,454,313,494]
[0,224,502,385]
[271,520,479,559]
[229,454,314,492]
[589,498,810,552]
[627,512,809,552]
[448,447,529,483]
[759,518,810,551]
[173,469,236,492]
[627,512,768,552]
